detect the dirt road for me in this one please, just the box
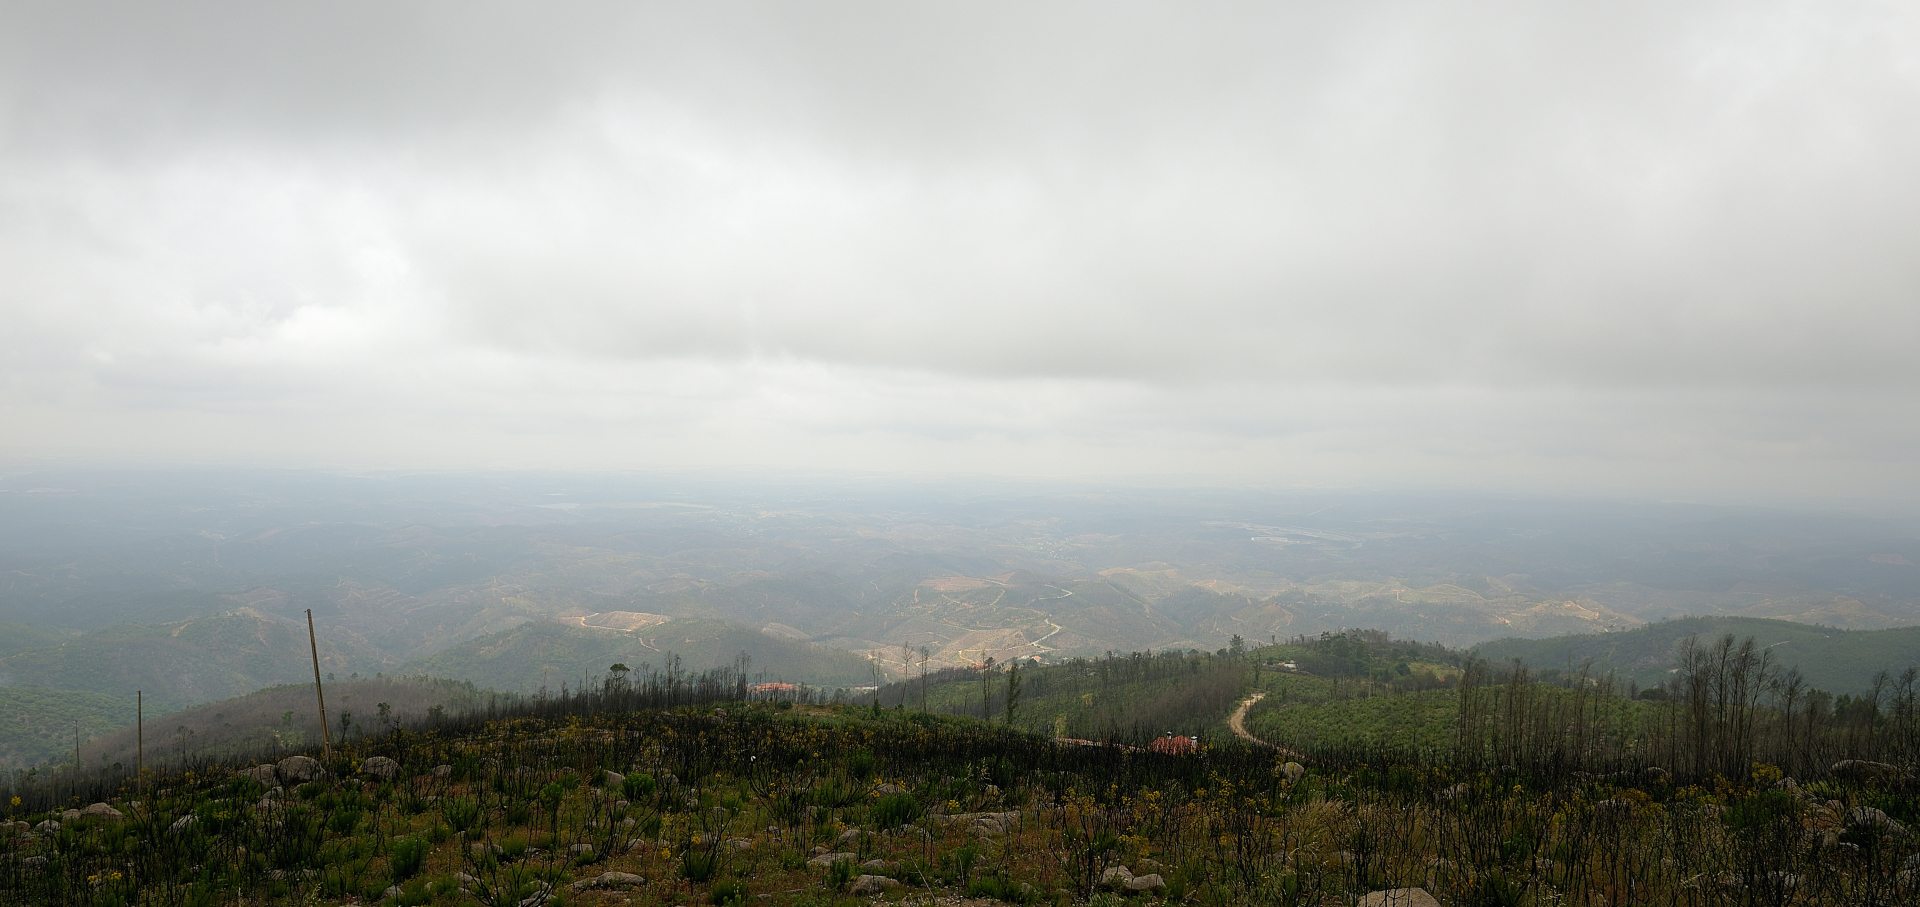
[1227,690,1306,759]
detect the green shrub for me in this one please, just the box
[710,879,749,905]
[682,850,720,884]
[968,872,1037,905]
[872,793,921,830]
[827,856,857,890]
[390,878,431,906]
[623,773,657,801]
[848,750,877,780]
[327,806,362,835]
[442,797,481,833]
[389,837,430,882]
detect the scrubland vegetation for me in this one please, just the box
[5,631,1920,906]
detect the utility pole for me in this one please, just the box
[307,609,333,761]
[136,691,143,797]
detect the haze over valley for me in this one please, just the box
[3,468,1916,768]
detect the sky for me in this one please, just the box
[2,3,1917,504]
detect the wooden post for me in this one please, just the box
[307,609,333,761]
[137,691,143,796]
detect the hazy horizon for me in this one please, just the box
[4,4,1919,506]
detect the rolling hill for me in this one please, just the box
[401,617,882,693]
[1473,616,1920,694]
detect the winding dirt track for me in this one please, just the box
[1227,690,1307,759]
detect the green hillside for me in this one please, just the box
[1474,616,1920,694]
[875,649,1250,743]
[1244,676,1459,752]
[0,609,391,714]
[0,686,136,768]
[402,618,881,693]
[0,610,394,769]
[79,676,493,770]
[0,620,78,656]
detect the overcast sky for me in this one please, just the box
[2,3,1917,503]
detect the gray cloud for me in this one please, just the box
[2,2,1916,498]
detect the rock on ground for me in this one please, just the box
[277,755,322,784]
[849,875,902,896]
[242,764,279,787]
[1359,888,1442,907]
[81,803,124,820]
[1126,873,1167,893]
[807,851,858,867]
[569,871,645,890]
[1850,806,1909,836]
[359,756,400,781]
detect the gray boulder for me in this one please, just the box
[277,755,322,784]
[81,803,124,821]
[807,851,858,868]
[1359,889,1442,907]
[1126,873,1168,893]
[603,769,625,788]
[1282,762,1306,784]
[849,874,901,895]
[570,871,645,891]
[1833,759,1899,780]
[168,815,197,834]
[432,764,453,778]
[359,756,400,781]
[1850,806,1909,837]
[243,764,279,787]
[1101,866,1134,889]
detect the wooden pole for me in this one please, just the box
[307,609,333,761]
[137,691,143,797]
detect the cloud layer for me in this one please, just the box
[3,3,1917,501]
